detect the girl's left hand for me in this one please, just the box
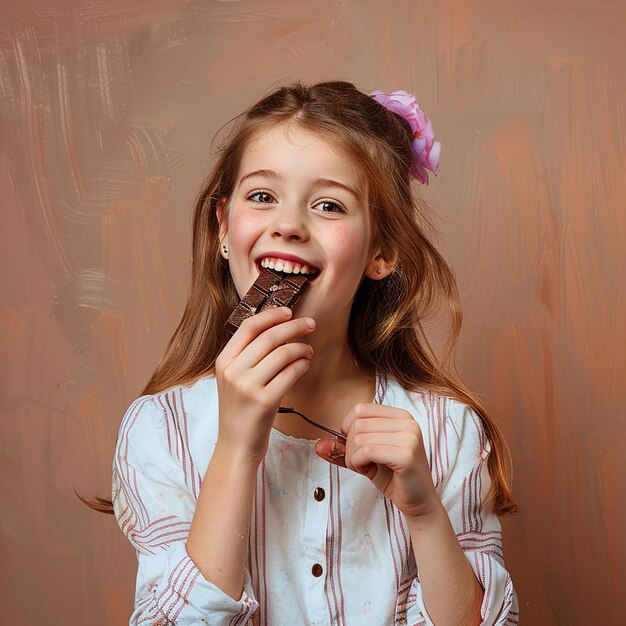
[314,403,439,519]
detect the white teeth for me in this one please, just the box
[258,256,318,275]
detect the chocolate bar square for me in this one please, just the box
[225,268,310,335]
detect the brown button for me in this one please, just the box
[311,563,323,577]
[313,487,325,501]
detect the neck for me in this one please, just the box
[280,319,372,408]
[287,340,353,401]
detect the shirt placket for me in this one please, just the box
[301,451,333,625]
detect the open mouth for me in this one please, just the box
[256,257,320,282]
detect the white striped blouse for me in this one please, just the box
[112,373,518,625]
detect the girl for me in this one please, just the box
[104,81,518,625]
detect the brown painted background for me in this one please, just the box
[1,1,624,624]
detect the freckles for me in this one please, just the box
[333,225,368,262]
[334,224,365,249]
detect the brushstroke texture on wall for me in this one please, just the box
[1,1,624,623]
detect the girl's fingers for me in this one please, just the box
[349,443,410,474]
[252,342,314,389]
[315,438,379,480]
[340,417,414,436]
[235,312,316,370]
[344,432,416,475]
[264,354,313,399]
[315,439,348,469]
[316,433,417,474]
[347,431,419,452]
[220,307,292,360]
[341,403,413,435]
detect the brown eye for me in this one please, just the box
[247,191,275,204]
[315,200,345,214]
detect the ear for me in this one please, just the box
[364,245,398,280]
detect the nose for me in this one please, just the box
[270,204,310,242]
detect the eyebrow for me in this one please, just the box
[238,169,360,199]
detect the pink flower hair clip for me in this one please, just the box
[369,89,441,184]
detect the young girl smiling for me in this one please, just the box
[109,81,518,625]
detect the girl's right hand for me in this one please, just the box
[214,306,316,460]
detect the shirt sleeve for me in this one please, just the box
[406,400,519,626]
[112,395,259,625]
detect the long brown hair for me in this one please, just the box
[79,80,517,516]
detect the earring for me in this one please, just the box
[376,270,381,275]
[222,244,228,254]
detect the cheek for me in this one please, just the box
[229,212,258,249]
[226,213,261,294]
[331,225,370,266]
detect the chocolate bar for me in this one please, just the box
[225,267,310,335]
